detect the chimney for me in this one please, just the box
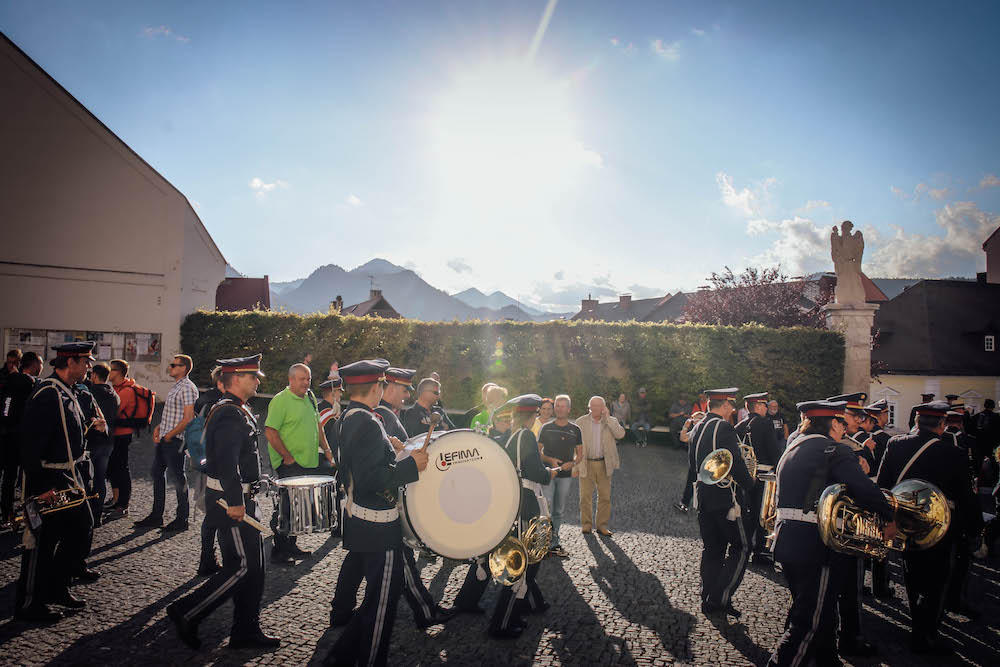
[331,295,343,313]
[619,294,631,309]
[370,288,382,300]
[581,293,598,317]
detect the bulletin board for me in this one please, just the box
[4,329,161,363]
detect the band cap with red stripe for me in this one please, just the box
[386,367,416,390]
[946,410,965,425]
[319,377,342,391]
[704,387,739,402]
[51,341,97,365]
[914,400,950,418]
[503,393,544,413]
[796,400,848,420]
[742,391,768,405]
[339,358,389,385]
[217,353,265,377]
[865,399,888,415]
[827,392,868,414]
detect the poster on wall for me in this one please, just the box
[5,328,160,364]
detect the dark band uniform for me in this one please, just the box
[684,388,753,614]
[943,410,979,614]
[15,343,97,621]
[864,399,893,597]
[908,393,935,430]
[332,366,451,630]
[864,400,891,470]
[735,392,780,557]
[168,354,272,648]
[767,401,894,666]
[327,360,419,667]
[877,401,983,653]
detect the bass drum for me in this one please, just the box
[396,429,521,560]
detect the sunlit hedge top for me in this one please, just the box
[181,310,845,424]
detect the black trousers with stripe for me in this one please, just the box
[16,497,93,611]
[515,562,545,615]
[170,494,264,636]
[331,548,436,625]
[697,507,749,607]
[836,556,864,644]
[903,539,956,640]
[327,549,404,667]
[455,557,489,610]
[768,560,843,667]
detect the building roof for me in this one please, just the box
[873,279,1000,376]
[0,32,225,267]
[984,224,1000,249]
[342,292,402,318]
[216,277,271,311]
[642,292,692,322]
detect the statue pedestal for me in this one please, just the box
[822,302,879,394]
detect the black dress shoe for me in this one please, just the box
[840,639,877,656]
[330,611,353,627]
[73,568,102,583]
[15,604,63,623]
[270,550,295,565]
[229,632,281,649]
[417,606,458,628]
[167,604,201,650]
[163,518,189,532]
[48,591,86,609]
[197,562,220,576]
[701,601,720,615]
[133,514,163,528]
[288,545,312,557]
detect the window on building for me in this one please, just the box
[987,335,996,352]
[887,402,897,428]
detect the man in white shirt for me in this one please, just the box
[575,396,625,536]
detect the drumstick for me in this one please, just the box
[216,499,271,535]
[419,413,442,453]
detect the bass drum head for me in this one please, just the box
[400,429,520,560]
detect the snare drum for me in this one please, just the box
[396,429,521,560]
[273,475,338,536]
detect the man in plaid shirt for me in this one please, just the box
[135,355,199,531]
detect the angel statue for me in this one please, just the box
[830,221,866,304]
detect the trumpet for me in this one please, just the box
[817,479,951,560]
[698,445,758,488]
[15,488,98,524]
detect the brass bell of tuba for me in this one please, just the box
[522,516,553,565]
[698,446,757,489]
[817,479,951,561]
[488,535,528,586]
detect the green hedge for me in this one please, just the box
[180,311,845,424]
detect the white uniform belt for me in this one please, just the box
[757,464,774,473]
[40,454,88,470]
[776,508,818,524]
[206,477,251,494]
[350,504,399,523]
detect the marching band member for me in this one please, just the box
[15,342,102,622]
[684,387,753,617]
[864,399,894,598]
[324,359,428,667]
[767,401,895,667]
[734,391,781,563]
[167,354,279,650]
[877,401,982,655]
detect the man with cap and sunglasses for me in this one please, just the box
[684,388,754,617]
[14,342,105,622]
[324,359,428,667]
[167,354,279,650]
[767,401,896,666]
[735,391,781,564]
[877,400,982,654]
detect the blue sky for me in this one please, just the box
[4,1,999,309]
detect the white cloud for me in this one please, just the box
[803,200,830,210]
[142,25,190,42]
[716,171,769,219]
[690,27,707,37]
[249,177,288,199]
[972,173,1000,191]
[891,181,952,202]
[346,194,364,208]
[610,37,635,56]
[447,257,473,274]
[554,270,565,280]
[651,39,681,61]
[610,37,619,46]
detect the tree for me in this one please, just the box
[681,266,832,328]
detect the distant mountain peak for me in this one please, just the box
[349,258,406,275]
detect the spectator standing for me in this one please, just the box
[264,363,333,564]
[428,371,457,429]
[107,359,138,519]
[766,400,789,450]
[471,385,507,434]
[85,363,119,527]
[134,355,198,531]
[610,394,631,439]
[674,412,706,512]
[539,394,583,557]
[532,397,554,437]
[576,396,626,535]
[0,349,21,392]
[668,396,692,448]
[692,391,709,416]
[0,351,41,525]
[632,388,652,447]
[403,378,452,436]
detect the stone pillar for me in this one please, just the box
[823,302,879,394]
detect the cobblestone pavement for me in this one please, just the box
[1,432,998,666]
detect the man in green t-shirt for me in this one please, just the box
[264,363,334,564]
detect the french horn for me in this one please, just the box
[488,535,527,586]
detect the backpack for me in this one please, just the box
[119,383,156,429]
[184,412,207,468]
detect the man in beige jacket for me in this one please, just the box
[575,396,626,535]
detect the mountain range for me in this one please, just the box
[269,259,574,322]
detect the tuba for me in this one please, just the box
[758,472,778,548]
[488,535,527,585]
[817,479,951,560]
[698,446,757,489]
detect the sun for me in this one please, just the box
[426,61,601,218]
